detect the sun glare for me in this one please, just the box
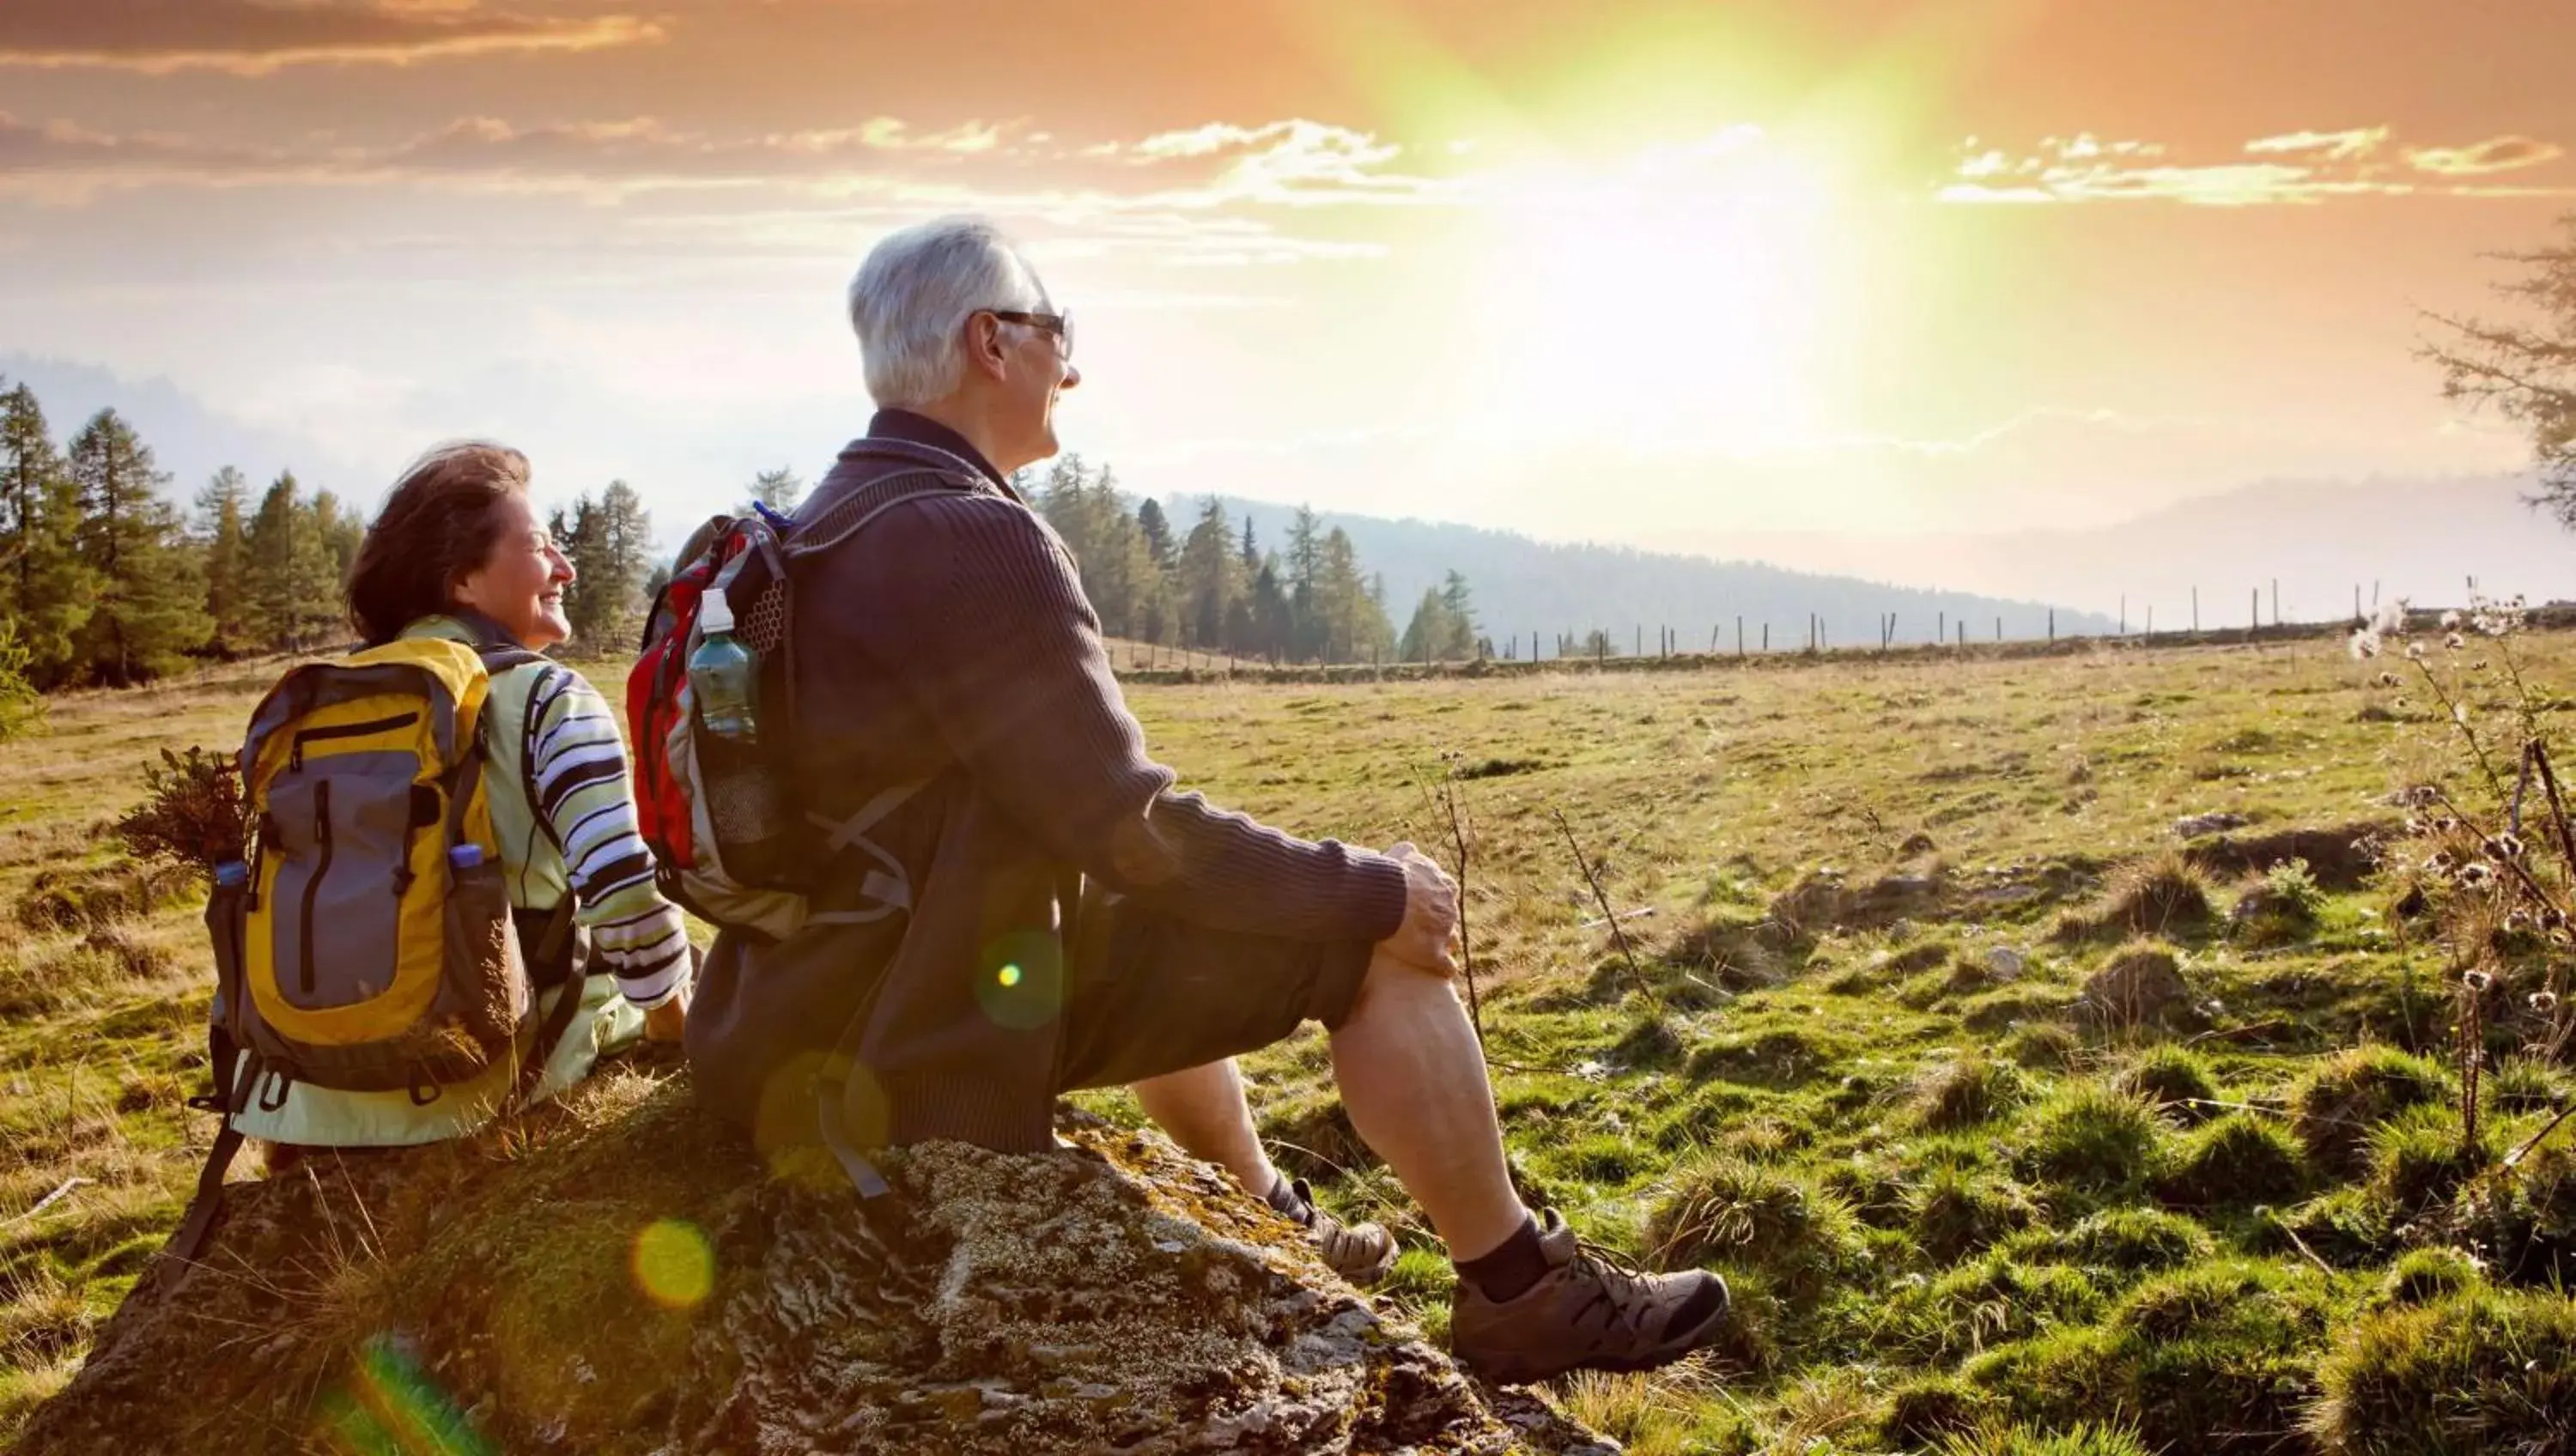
[1454,136,1846,453]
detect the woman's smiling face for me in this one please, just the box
[451,489,574,649]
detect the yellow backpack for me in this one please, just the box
[174,636,579,1257]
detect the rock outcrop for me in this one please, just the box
[16,1071,1604,1455]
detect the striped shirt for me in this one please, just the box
[412,617,693,1010]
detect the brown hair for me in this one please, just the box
[346,442,534,646]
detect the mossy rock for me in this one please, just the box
[2290,1046,2450,1178]
[2156,1113,2308,1210]
[2310,1286,2576,1455]
[15,1085,1604,1456]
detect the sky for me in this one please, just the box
[1,0,2568,599]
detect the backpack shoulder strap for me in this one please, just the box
[476,648,589,1107]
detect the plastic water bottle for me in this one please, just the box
[688,589,787,873]
[688,591,760,745]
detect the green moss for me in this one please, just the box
[2014,1083,2167,1203]
[1879,1374,2002,1450]
[1648,1155,1867,1299]
[1909,1053,2031,1131]
[2312,1287,2576,1455]
[2291,1046,2449,1177]
[2364,1104,2494,1222]
[2012,1207,2215,1283]
[1874,1250,2104,1362]
[2002,1022,2084,1070]
[2113,1045,2221,1123]
[1908,1166,2040,1265]
[2157,1113,2309,1210]
[2370,1247,2483,1311]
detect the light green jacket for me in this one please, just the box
[226,620,642,1147]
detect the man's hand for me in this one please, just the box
[1376,840,1459,976]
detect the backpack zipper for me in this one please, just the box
[289,711,418,770]
[299,779,332,997]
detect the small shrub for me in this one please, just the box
[2233,858,2325,947]
[1909,1166,2040,1265]
[2371,1247,2483,1310]
[1909,1053,2030,1131]
[2448,1136,2576,1289]
[2291,1045,2449,1177]
[2015,1083,2166,1201]
[1649,1155,1866,1297]
[2310,1287,2576,1455]
[2113,1044,2221,1122]
[110,745,247,877]
[2157,1113,2308,1210]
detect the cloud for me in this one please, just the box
[2404,136,2566,176]
[0,0,663,76]
[1941,125,2572,205]
[2244,126,2388,161]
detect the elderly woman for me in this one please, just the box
[229,441,692,1152]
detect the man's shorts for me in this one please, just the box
[1051,889,1377,1093]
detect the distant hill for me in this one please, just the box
[1181,494,2120,652]
[0,353,370,506]
[1718,473,2573,623]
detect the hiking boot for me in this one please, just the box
[1273,1176,1400,1287]
[1449,1210,1730,1385]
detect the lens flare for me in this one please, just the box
[631,1218,714,1310]
[998,962,1023,988]
[317,1332,495,1456]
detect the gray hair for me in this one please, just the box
[848,215,1049,409]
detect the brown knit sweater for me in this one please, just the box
[684,413,1409,1154]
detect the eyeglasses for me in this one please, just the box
[985,308,1073,362]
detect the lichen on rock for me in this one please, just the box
[15,1072,1606,1455]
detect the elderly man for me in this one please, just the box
[685,215,1729,1383]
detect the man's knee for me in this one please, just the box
[1340,949,1460,1025]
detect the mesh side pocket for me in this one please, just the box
[739,577,790,656]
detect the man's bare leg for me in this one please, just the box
[1328,949,1528,1260]
[1131,1059,1279,1196]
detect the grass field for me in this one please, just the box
[5,632,2574,1452]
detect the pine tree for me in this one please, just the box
[195,466,253,653]
[244,474,306,649]
[0,381,94,687]
[1176,497,1241,650]
[750,467,804,513]
[1136,497,1175,571]
[68,409,208,684]
[558,481,653,650]
[1286,506,1322,662]
[311,489,363,588]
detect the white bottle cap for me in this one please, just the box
[699,589,734,633]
